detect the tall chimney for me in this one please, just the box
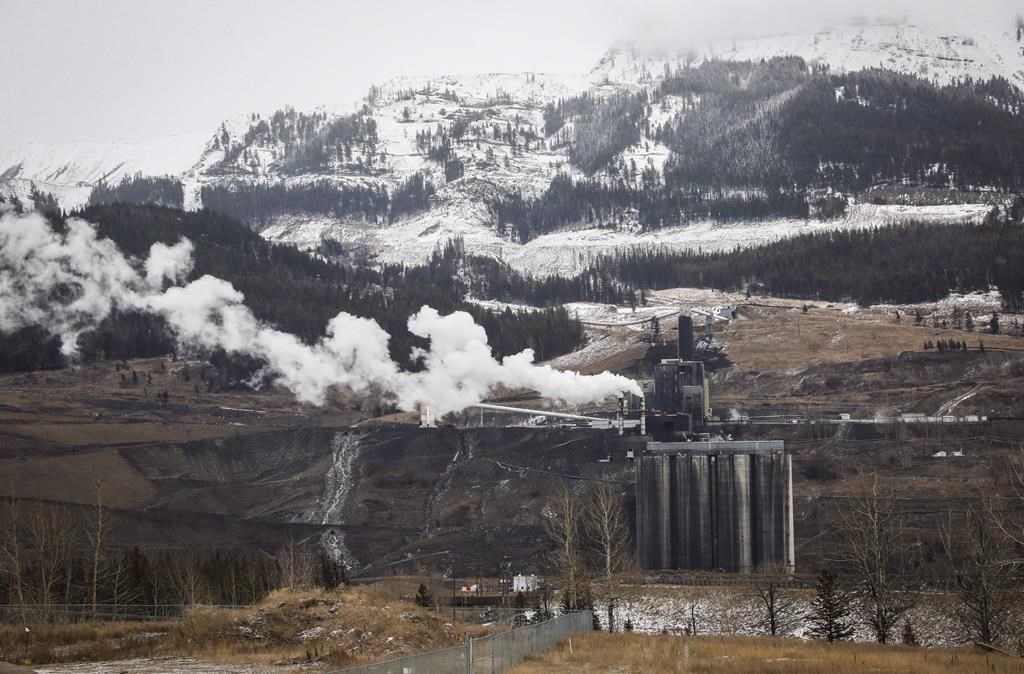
[419,402,435,428]
[678,307,694,361]
[640,396,647,436]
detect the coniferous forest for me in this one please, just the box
[199,173,435,226]
[483,59,1024,241]
[0,203,585,376]
[593,216,1024,308]
[88,174,185,209]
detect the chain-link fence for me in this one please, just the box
[329,611,592,674]
[0,604,251,624]
[1,604,531,626]
[428,607,527,627]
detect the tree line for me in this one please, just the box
[88,174,184,209]
[0,204,586,377]
[489,174,811,242]
[545,471,1024,647]
[199,173,434,226]
[0,483,345,617]
[543,56,1024,194]
[591,216,1024,308]
[215,106,383,175]
[656,59,1024,192]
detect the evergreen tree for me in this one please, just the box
[807,568,854,643]
[414,583,434,608]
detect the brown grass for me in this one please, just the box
[0,586,493,669]
[507,633,1024,674]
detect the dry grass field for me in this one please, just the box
[507,633,1024,674]
[0,587,491,671]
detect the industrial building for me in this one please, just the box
[452,305,795,574]
[635,443,794,572]
[627,308,795,573]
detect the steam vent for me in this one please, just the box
[630,307,795,572]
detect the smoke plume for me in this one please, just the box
[0,209,639,415]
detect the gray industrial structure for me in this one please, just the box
[628,308,795,573]
[456,305,796,574]
[635,443,794,572]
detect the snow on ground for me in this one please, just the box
[260,200,991,278]
[0,134,209,210]
[699,17,1024,90]
[467,298,545,314]
[566,302,678,326]
[503,202,991,277]
[646,288,752,308]
[34,658,295,674]
[546,332,643,370]
[870,288,1022,333]
[869,288,1003,317]
[601,585,970,647]
[376,72,592,109]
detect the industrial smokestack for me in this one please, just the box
[640,396,647,436]
[617,396,625,436]
[419,402,435,428]
[678,307,694,361]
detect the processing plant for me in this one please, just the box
[627,308,795,573]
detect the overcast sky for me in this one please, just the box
[0,0,1017,144]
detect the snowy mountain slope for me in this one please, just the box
[0,134,209,210]
[265,199,991,278]
[598,17,1024,90]
[3,14,1022,277]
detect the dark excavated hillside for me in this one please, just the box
[2,292,1023,583]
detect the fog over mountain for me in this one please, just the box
[2,0,1018,144]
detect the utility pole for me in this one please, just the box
[450,555,456,621]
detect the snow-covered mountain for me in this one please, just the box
[3,16,1022,276]
[0,134,209,210]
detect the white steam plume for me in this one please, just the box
[0,210,639,415]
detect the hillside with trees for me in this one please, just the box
[594,215,1024,308]
[0,204,585,375]
[655,59,1024,191]
[87,174,185,209]
[199,173,434,226]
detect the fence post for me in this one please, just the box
[466,635,474,674]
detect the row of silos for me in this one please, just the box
[636,447,794,572]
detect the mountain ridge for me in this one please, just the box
[2,15,1023,276]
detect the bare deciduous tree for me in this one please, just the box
[545,483,586,611]
[165,551,211,606]
[86,479,107,619]
[107,549,140,615]
[751,563,799,636]
[275,539,318,591]
[997,447,1024,564]
[583,482,630,631]
[583,482,630,585]
[24,502,74,618]
[0,493,26,619]
[940,500,1015,647]
[836,474,913,643]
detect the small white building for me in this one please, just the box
[513,574,538,593]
